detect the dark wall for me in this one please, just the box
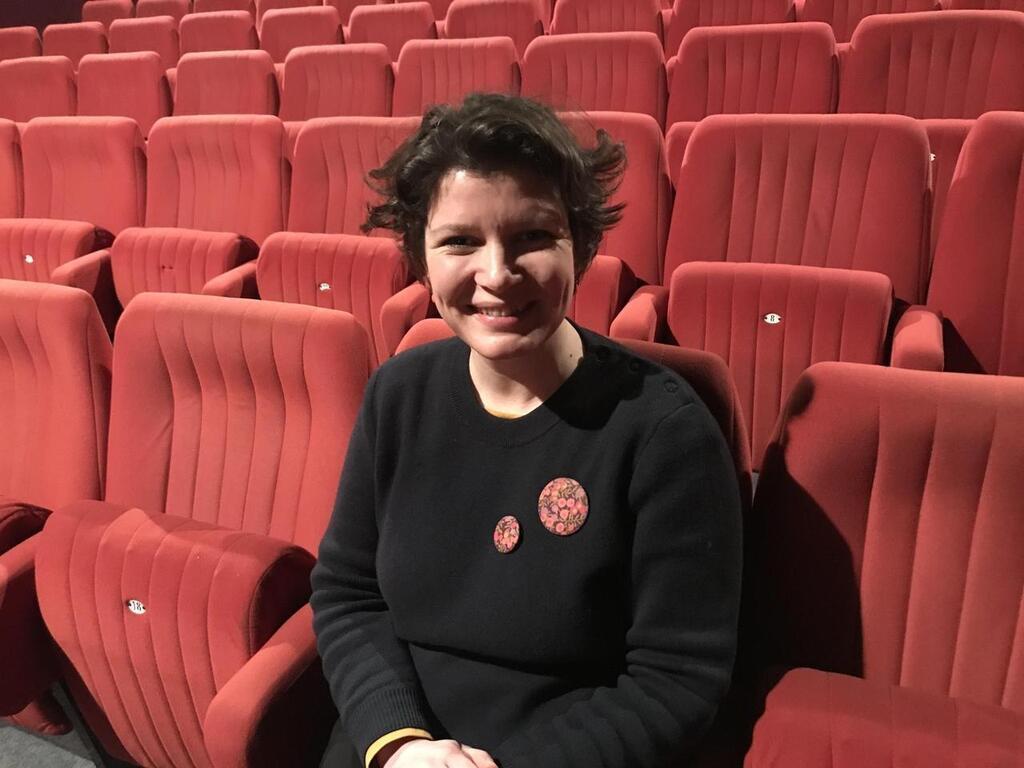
[0,0,84,30]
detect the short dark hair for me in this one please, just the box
[363,93,626,281]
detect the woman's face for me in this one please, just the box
[423,167,576,361]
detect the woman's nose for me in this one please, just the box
[475,241,518,291]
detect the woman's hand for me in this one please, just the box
[381,738,498,768]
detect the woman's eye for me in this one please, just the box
[441,236,474,248]
[519,229,555,243]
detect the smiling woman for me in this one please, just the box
[310,93,743,768]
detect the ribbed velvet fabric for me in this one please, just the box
[260,7,341,63]
[279,43,393,121]
[108,16,180,70]
[838,10,1024,118]
[174,50,279,116]
[135,0,190,22]
[255,0,320,29]
[77,52,172,137]
[346,2,437,60]
[325,0,363,25]
[0,56,76,122]
[256,231,410,367]
[81,0,134,30]
[179,11,258,55]
[666,114,931,305]
[0,219,104,282]
[146,115,288,244]
[22,116,146,235]
[920,118,972,257]
[663,0,793,57]
[522,31,667,125]
[288,116,419,234]
[193,0,254,13]
[669,262,892,468]
[0,26,41,62]
[443,0,543,58]
[800,0,938,43]
[928,111,1024,375]
[42,22,107,70]
[549,0,662,35]
[393,37,520,117]
[0,120,22,218]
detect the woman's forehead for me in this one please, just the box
[427,167,567,228]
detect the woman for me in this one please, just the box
[310,93,742,768]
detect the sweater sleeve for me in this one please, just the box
[492,401,743,768]
[310,375,436,759]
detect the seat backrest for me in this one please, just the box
[0,26,41,62]
[837,10,1024,118]
[928,111,1024,376]
[81,0,135,29]
[193,0,254,11]
[560,110,670,286]
[288,116,420,234]
[393,37,519,117]
[664,0,793,57]
[174,50,279,115]
[801,0,938,43]
[0,120,22,218]
[752,361,1024,714]
[104,292,370,551]
[522,31,666,126]
[257,231,410,367]
[254,0,319,29]
[443,0,542,58]
[179,10,258,54]
[0,280,111,510]
[279,43,393,120]
[669,261,892,468]
[666,22,836,127]
[0,56,76,123]
[325,0,364,25]
[108,15,180,69]
[146,115,288,244]
[549,0,661,34]
[0,218,106,283]
[346,2,437,60]
[135,0,191,22]
[42,22,108,70]
[947,0,1024,6]
[259,6,341,62]
[77,51,172,137]
[921,118,972,263]
[22,116,146,235]
[666,114,931,305]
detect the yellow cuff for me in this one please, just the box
[365,728,433,768]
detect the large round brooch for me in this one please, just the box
[538,477,589,536]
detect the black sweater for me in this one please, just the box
[310,328,743,767]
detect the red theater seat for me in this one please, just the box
[0,120,22,218]
[77,52,172,137]
[255,0,319,30]
[194,0,254,12]
[948,0,1024,6]
[521,31,667,125]
[0,26,41,62]
[549,0,662,35]
[921,119,972,260]
[280,43,392,121]
[838,10,1024,118]
[443,0,542,58]
[259,6,342,63]
[346,2,437,60]
[744,362,1024,767]
[135,0,191,22]
[81,0,135,29]
[42,22,108,70]
[799,0,939,43]
[662,0,794,58]
[392,37,519,117]
[174,50,279,115]
[325,0,364,26]
[108,15,180,69]
[0,57,77,122]
[32,292,369,768]
[179,10,258,54]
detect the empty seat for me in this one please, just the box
[42,22,107,70]
[174,50,279,115]
[0,121,22,218]
[179,10,258,54]
[799,0,938,43]
[522,32,667,125]
[255,0,319,30]
[0,26,41,62]
[147,115,288,244]
[838,10,1024,118]
[22,117,146,235]
[259,6,342,63]
[549,0,661,35]
[81,0,134,29]
[346,2,437,60]
[288,116,420,234]
[324,0,364,26]
[0,57,76,122]
[922,119,972,259]
[77,52,171,137]
[392,37,519,117]
[135,0,191,22]
[443,0,541,57]
[662,0,794,57]
[0,219,111,285]
[279,43,392,121]
[948,0,1024,6]
[108,15,180,69]
[193,0,254,12]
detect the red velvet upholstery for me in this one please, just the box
[549,0,662,35]
[669,262,892,467]
[42,22,108,70]
[0,219,109,283]
[522,31,667,125]
[921,118,972,258]
[22,117,146,235]
[193,0,254,12]
[325,0,364,25]
[394,316,453,353]
[174,50,279,115]
[179,10,258,54]
[259,6,341,63]
[837,10,1024,118]
[346,2,438,60]
[108,16,180,69]
[393,37,520,117]
[0,120,22,218]
[443,0,543,58]
[146,115,288,244]
[0,26,41,61]
[136,0,191,22]
[111,227,259,305]
[279,43,393,121]
[927,111,1024,376]
[799,0,938,43]
[255,0,319,30]
[77,52,172,137]
[663,0,794,58]
[948,0,1024,6]
[288,116,419,234]
[0,57,76,122]
[81,0,135,29]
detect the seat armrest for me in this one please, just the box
[380,282,432,362]
[891,305,944,371]
[572,254,636,336]
[202,260,260,299]
[608,284,669,342]
[48,248,118,334]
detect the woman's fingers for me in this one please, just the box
[460,745,499,768]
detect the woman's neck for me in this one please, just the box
[468,321,584,418]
